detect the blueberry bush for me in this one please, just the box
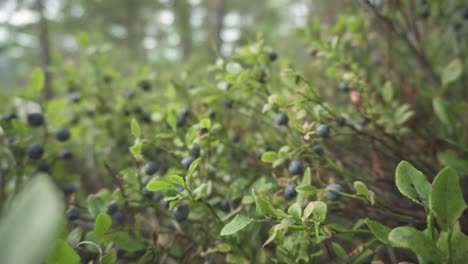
[1,1,468,263]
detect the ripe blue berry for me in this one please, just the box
[2,112,17,122]
[61,183,76,196]
[275,112,289,126]
[143,161,159,175]
[27,143,44,160]
[55,128,70,142]
[316,124,330,138]
[139,80,151,91]
[106,201,119,215]
[326,183,344,201]
[172,204,190,222]
[181,156,195,170]
[219,199,231,213]
[360,115,370,126]
[268,51,278,62]
[142,187,154,200]
[288,160,304,175]
[27,113,45,127]
[60,148,73,160]
[224,99,234,109]
[339,81,349,92]
[207,109,216,119]
[66,207,80,221]
[460,6,468,20]
[191,145,201,158]
[284,183,298,200]
[312,144,324,156]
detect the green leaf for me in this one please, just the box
[94,213,112,239]
[430,167,467,231]
[255,196,279,217]
[101,249,117,264]
[353,181,368,195]
[220,214,251,236]
[287,203,302,218]
[167,174,185,186]
[166,111,177,131]
[129,140,143,157]
[433,98,457,127]
[46,239,80,264]
[199,118,211,129]
[365,220,392,245]
[311,201,327,222]
[146,180,175,192]
[388,226,445,263]
[87,195,107,218]
[131,119,141,139]
[442,59,463,86]
[66,227,83,246]
[437,151,468,176]
[0,176,64,264]
[395,161,431,207]
[261,151,277,163]
[438,231,468,263]
[27,68,45,96]
[263,226,278,247]
[226,62,243,75]
[186,158,201,187]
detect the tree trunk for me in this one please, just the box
[36,0,52,101]
[211,0,225,61]
[174,1,192,61]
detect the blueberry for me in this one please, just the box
[142,187,154,199]
[231,134,241,143]
[191,145,201,158]
[112,211,126,226]
[452,23,462,32]
[27,143,44,160]
[172,204,190,222]
[125,89,135,100]
[38,162,50,173]
[312,144,324,156]
[339,81,349,92]
[2,112,17,122]
[106,201,119,215]
[284,183,298,200]
[115,246,125,258]
[103,75,112,83]
[326,183,344,201]
[69,93,81,103]
[275,112,289,126]
[225,83,232,90]
[258,69,267,84]
[66,207,80,221]
[288,160,304,175]
[27,113,45,127]
[55,128,70,142]
[61,183,77,196]
[207,109,216,119]
[316,124,330,138]
[139,113,151,123]
[176,116,186,128]
[224,99,234,109]
[460,6,468,20]
[181,156,195,170]
[60,148,73,160]
[268,51,278,62]
[359,115,370,126]
[180,107,190,119]
[219,199,231,213]
[139,80,151,91]
[199,127,209,134]
[143,161,159,175]
[232,198,242,209]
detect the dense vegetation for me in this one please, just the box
[1,1,468,263]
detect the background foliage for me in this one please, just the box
[1,0,468,263]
